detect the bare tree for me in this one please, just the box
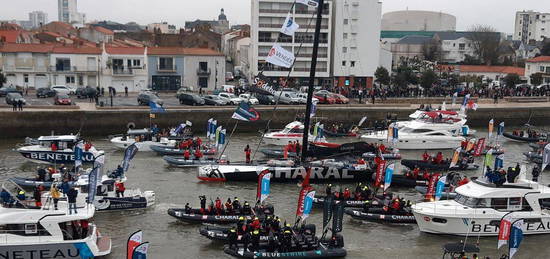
[467,24,502,66]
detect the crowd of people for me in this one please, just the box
[184,196,255,216]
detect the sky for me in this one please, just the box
[1,0,548,33]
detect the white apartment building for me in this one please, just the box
[332,0,381,88]
[49,46,101,88]
[0,44,52,89]
[251,0,333,86]
[514,11,550,44]
[434,32,476,64]
[101,47,148,92]
[525,56,550,84]
[58,0,86,26]
[29,11,48,28]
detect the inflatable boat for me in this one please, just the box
[503,132,546,143]
[151,145,216,156]
[167,205,274,224]
[163,156,224,168]
[401,159,479,171]
[344,209,416,224]
[223,245,346,259]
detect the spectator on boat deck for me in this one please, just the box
[84,141,92,151]
[532,165,541,182]
[434,152,444,164]
[60,179,70,195]
[458,177,469,187]
[515,163,521,175]
[325,184,332,196]
[80,220,89,237]
[1,189,12,207]
[115,180,125,197]
[113,165,124,178]
[33,186,42,207]
[184,203,191,214]
[183,149,190,160]
[422,151,430,161]
[507,167,518,183]
[151,124,159,136]
[51,142,58,151]
[194,149,203,159]
[242,201,252,214]
[244,145,252,164]
[67,187,78,214]
[215,197,222,215]
[50,185,61,210]
[199,195,207,214]
[225,198,233,214]
[36,166,46,181]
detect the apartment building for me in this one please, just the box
[101,47,148,92]
[514,10,550,44]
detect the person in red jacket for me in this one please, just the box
[251,217,261,230]
[244,145,252,164]
[84,141,92,151]
[434,152,444,164]
[214,197,222,215]
[458,177,470,186]
[51,142,57,151]
[183,149,190,160]
[194,149,203,159]
[115,180,125,197]
[379,144,386,153]
[413,167,420,179]
[343,188,351,200]
[422,151,430,161]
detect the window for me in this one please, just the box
[343,19,348,25]
[198,77,208,88]
[25,224,37,235]
[453,43,456,47]
[491,198,508,211]
[112,59,124,69]
[158,57,174,70]
[343,33,348,39]
[459,43,465,50]
[350,61,356,67]
[24,74,29,83]
[55,58,71,71]
[342,61,346,66]
[199,61,208,71]
[78,75,83,86]
[133,59,141,67]
[342,47,347,53]
[546,67,550,74]
[65,76,75,84]
[541,66,545,72]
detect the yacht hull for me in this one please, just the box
[110,137,174,152]
[17,148,100,164]
[0,239,110,258]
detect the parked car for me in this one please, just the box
[226,72,235,82]
[203,95,228,106]
[332,94,349,104]
[256,94,275,105]
[314,91,336,104]
[5,93,26,105]
[296,93,319,103]
[0,86,22,97]
[238,94,259,105]
[36,88,56,98]
[137,92,163,106]
[175,87,194,98]
[51,85,75,95]
[54,94,72,105]
[273,91,300,105]
[218,92,242,105]
[75,87,97,99]
[178,93,205,106]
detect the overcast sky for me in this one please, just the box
[1,0,548,33]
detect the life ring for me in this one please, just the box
[127,122,136,129]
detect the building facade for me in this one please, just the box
[382,10,456,32]
[0,44,52,89]
[79,25,115,43]
[29,11,48,28]
[58,0,86,26]
[525,56,550,84]
[101,47,148,92]
[185,9,230,34]
[145,22,178,34]
[434,32,476,64]
[514,11,550,44]
[49,46,101,88]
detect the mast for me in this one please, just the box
[301,0,325,163]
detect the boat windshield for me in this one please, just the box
[454,194,481,207]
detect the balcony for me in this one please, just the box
[197,68,211,77]
[157,64,177,72]
[49,66,98,73]
[112,67,134,76]
[259,23,329,30]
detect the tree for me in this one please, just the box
[393,65,417,87]
[530,73,543,86]
[0,70,6,88]
[374,66,390,86]
[420,70,438,89]
[504,73,521,88]
[467,25,502,66]
[422,39,441,62]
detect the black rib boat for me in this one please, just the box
[167,205,274,224]
[503,132,546,143]
[344,208,416,224]
[223,247,347,259]
[401,159,479,171]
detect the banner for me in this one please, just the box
[301,190,315,220]
[122,143,139,173]
[452,92,457,106]
[509,220,524,258]
[449,147,461,168]
[466,139,476,152]
[473,138,486,157]
[217,129,226,148]
[310,99,318,118]
[281,13,299,36]
[542,143,550,171]
[214,126,222,145]
[266,44,295,68]
[485,149,494,167]
[497,122,505,136]
[127,230,143,259]
[257,170,271,203]
[460,94,470,113]
[206,118,213,138]
[149,101,166,113]
[296,0,319,7]
[132,242,149,259]
[392,127,399,144]
[488,119,494,139]
[322,195,334,230]
[495,154,504,169]
[87,166,99,204]
[209,120,217,141]
[375,160,387,188]
[383,163,394,191]
[232,102,261,121]
[387,124,394,143]
[296,186,312,217]
[358,116,367,127]
[435,175,447,201]
[332,201,345,233]
[74,141,83,169]
[425,173,439,201]
[497,214,513,249]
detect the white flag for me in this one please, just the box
[296,0,319,7]
[266,44,295,68]
[542,143,550,171]
[281,13,299,36]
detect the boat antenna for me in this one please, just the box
[300,0,325,163]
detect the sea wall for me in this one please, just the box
[0,105,548,139]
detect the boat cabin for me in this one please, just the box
[280,122,304,134]
[122,128,153,142]
[37,135,79,150]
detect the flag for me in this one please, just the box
[509,220,524,258]
[497,122,505,136]
[301,190,315,221]
[206,118,213,138]
[257,170,271,203]
[122,143,139,173]
[452,92,457,106]
[449,147,461,168]
[473,138,486,157]
[215,126,222,144]
[387,124,394,142]
[296,186,313,217]
[149,101,165,113]
[210,120,218,140]
[266,44,295,68]
[488,119,494,139]
[495,154,504,169]
[466,139,476,152]
[441,101,447,111]
[296,0,319,7]
[542,143,550,171]
[316,124,325,141]
[74,141,83,169]
[485,149,494,167]
[358,116,368,127]
[280,13,299,36]
[460,94,470,113]
[232,102,260,121]
[392,126,399,144]
[313,122,319,138]
[132,242,150,259]
[383,163,394,191]
[217,129,226,148]
[498,214,513,249]
[425,173,439,201]
[375,160,386,188]
[310,99,318,118]
[87,166,100,204]
[127,230,143,259]
[435,175,447,201]
[302,168,312,188]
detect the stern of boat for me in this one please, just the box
[85,225,112,257]
[143,190,156,207]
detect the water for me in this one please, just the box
[1,132,550,259]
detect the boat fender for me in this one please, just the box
[127,122,136,129]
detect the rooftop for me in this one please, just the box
[105,46,145,55]
[439,65,525,76]
[526,56,550,63]
[0,43,54,53]
[148,47,224,56]
[93,26,114,35]
[395,35,433,45]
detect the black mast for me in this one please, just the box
[300,0,325,163]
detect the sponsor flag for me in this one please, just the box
[495,154,504,169]
[310,99,318,118]
[358,116,368,127]
[217,129,226,149]
[301,190,315,220]
[435,175,447,201]
[87,166,100,203]
[266,44,295,68]
[210,120,218,140]
[488,119,494,139]
[542,143,550,171]
[132,242,150,259]
[256,170,271,203]
[466,139,476,152]
[485,149,494,167]
[215,126,222,145]
[387,124,394,142]
[498,214,513,249]
[149,101,166,113]
[392,126,398,144]
[452,92,458,106]
[296,186,313,217]
[473,138,486,157]
[74,141,83,169]
[497,122,505,136]
[375,160,386,188]
[509,220,524,258]
[281,13,299,36]
[296,0,319,7]
[174,123,187,135]
[441,101,447,111]
[313,122,320,138]
[425,173,439,201]
[127,230,143,259]
[302,167,312,188]
[460,94,470,113]
[206,118,213,138]
[122,143,139,173]
[232,102,260,121]
[383,163,394,191]
[449,147,461,168]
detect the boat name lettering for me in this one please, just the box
[0,248,80,259]
[256,252,308,257]
[29,152,95,162]
[273,168,353,179]
[471,221,550,233]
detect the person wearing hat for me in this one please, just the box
[233,197,241,214]
[50,184,61,210]
[227,227,238,249]
[16,191,26,207]
[242,201,252,215]
[36,167,46,181]
[325,184,332,196]
[251,229,260,252]
[224,198,233,215]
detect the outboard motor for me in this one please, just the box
[329,234,345,248]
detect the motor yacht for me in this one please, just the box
[412,178,550,236]
[262,121,325,146]
[110,128,176,152]
[16,135,104,164]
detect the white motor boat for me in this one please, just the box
[412,178,550,236]
[262,121,325,146]
[16,135,104,164]
[110,128,176,152]
[0,183,111,257]
[361,123,465,150]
